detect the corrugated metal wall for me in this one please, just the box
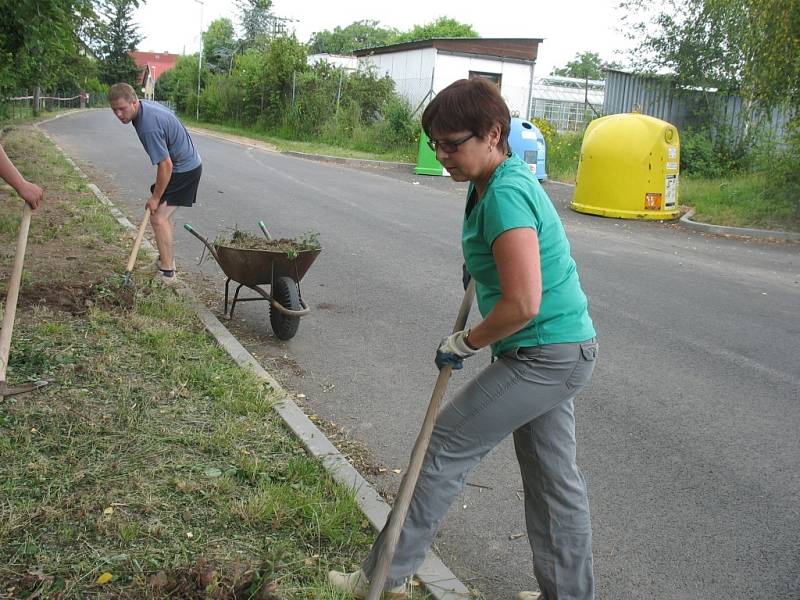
[604,70,791,142]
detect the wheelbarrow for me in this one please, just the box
[184,223,321,340]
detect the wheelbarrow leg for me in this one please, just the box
[230,283,246,320]
[224,277,231,316]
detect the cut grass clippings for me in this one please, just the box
[0,126,377,598]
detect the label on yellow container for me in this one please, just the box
[665,175,678,208]
[645,192,662,210]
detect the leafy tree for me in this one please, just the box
[95,0,143,86]
[0,0,97,100]
[153,54,200,113]
[551,52,605,80]
[742,0,799,109]
[307,20,397,53]
[390,17,478,44]
[619,0,745,92]
[203,17,237,73]
[238,34,306,124]
[237,0,279,49]
[623,0,799,104]
[621,0,800,209]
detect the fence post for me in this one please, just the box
[335,69,343,114]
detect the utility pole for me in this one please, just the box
[193,0,204,120]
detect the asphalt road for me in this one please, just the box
[43,109,800,600]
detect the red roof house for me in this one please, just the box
[129,51,180,99]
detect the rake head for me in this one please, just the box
[0,379,49,398]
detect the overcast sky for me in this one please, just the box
[134,0,642,76]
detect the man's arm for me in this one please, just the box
[0,143,42,209]
[146,156,173,213]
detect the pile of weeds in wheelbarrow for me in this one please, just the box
[0,127,376,598]
[218,229,321,259]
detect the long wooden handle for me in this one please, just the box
[0,205,33,382]
[367,278,476,599]
[125,208,150,273]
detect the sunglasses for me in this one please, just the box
[427,132,476,153]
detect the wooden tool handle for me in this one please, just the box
[0,205,33,382]
[125,208,150,273]
[367,279,476,600]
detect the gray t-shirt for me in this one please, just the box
[133,100,201,173]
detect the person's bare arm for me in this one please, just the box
[462,227,542,350]
[0,143,42,209]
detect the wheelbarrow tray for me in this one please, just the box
[213,244,321,287]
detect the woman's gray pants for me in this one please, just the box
[362,339,598,600]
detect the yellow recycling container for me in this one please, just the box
[571,113,681,220]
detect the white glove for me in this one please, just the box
[435,329,480,370]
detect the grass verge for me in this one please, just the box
[181,118,416,164]
[0,126,379,598]
[681,172,800,232]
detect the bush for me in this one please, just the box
[679,127,746,178]
[372,96,418,151]
[531,117,556,147]
[762,126,800,221]
[546,130,583,181]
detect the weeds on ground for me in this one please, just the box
[681,173,800,232]
[544,131,583,183]
[0,127,375,598]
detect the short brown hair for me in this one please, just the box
[108,82,138,103]
[421,78,510,152]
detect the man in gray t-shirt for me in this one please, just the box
[109,82,202,285]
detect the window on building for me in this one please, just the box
[469,71,502,89]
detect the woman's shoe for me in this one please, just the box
[513,592,542,600]
[327,568,406,599]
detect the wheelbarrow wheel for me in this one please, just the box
[270,276,301,340]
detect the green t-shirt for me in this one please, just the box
[462,154,595,356]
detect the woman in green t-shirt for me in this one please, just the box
[329,78,598,600]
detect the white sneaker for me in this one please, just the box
[158,269,177,286]
[154,256,176,273]
[513,592,542,600]
[327,568,407,599]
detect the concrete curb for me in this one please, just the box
[679,208,800,241]
[37,124,473,600]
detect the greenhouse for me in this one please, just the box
[528,75,605,131]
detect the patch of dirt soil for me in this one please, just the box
[0,128,153,318]
[14,280,143,314]
[145,558,282,600]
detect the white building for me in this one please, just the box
[353,38,542,117]
[307,53,359,71]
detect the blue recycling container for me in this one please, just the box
[509,117,547,180]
